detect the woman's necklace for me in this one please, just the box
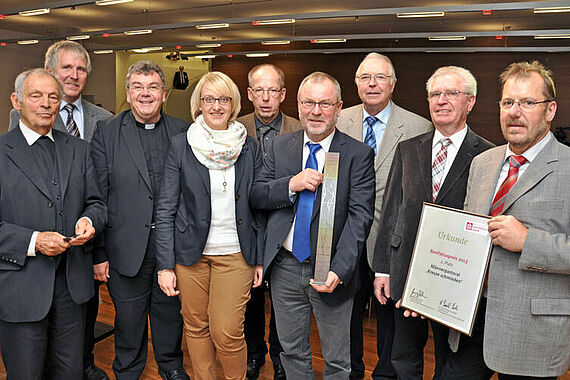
[222,168,227,192]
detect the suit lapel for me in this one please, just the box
[345,106,363,141]
[121,112,152,192]
[234,142,248,193]
[3,129,51,199]
[82,100,95,141]
[53,114,66,134]
[377,109,403,171]
[416,132,435,202]
[54,132,74,198]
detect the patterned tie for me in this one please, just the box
[64,103,80,137]
[292,142,322,263]
[364,116,378,155]
[257,125,271,156]
[432,138,452,202]
[489,155,527,216]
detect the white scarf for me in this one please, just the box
[187,114,247,169]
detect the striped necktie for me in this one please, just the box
[489,155,527,216]
[432,138,452,202]
[364,116,378,155]
[64,103,80,137]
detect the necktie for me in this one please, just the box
[64,103,80,137]
[432,138,452,202]
[364,116,378,155]
[292,142,322,263]
[489,155,527,216]
[257,125,271,156]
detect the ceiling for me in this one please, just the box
[1,0,570,57]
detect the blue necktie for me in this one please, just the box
[364,116,378,155]
[292,142,322,263]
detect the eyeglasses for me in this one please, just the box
[299,100,339,110]
[356,74,391,84]
[428,90,469,101]
[201,96,232,105]
[249,87,283,97]
[128,84,164,93]
[498,99,552,112]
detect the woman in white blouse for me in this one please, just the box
[155,71,264,380]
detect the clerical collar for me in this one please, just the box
[135,115,162,130]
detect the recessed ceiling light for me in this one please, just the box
[94,49,114,54]
[19,8,50,17]
[96,0,134,5]
[18,39,39,45]
[534,6,570,13]
[246,53,271,57]
[131,46,163,53]
[310,38,347,43]
[67,35,91,41]
[195,43,221,48]
[534,34,570,39]
[261,40,291,45]
[428,36,466,41]
[397,11,444,18]
[196,23,229,30]
[124,29,152,35]
[252,19,295,25]
[195,55,216,59]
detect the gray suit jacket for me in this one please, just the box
[337,103,432,266]
[464,135,570,377]
[237,111,302,138]
[9,99,112,142]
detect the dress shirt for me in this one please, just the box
[59,97,85,139]
[254,111,283,143]
[362,101,391,153]
[492,133,551,199]
[282,130,336,251]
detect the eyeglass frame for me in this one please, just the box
[248,87,284,97]
[200,96,232,105]
[498,99,553,112]
[127,83,165,93]
[427,90,471,102]
[298,100,340,110]
[356,73,392,84]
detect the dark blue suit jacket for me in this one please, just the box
[0,127,106,322]
[154,134,264,269]
[251,129,375,305]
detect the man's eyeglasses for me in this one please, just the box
[498,99,552,112]
[249,88,283,97]
[128,84,164,93]
[299,100,339,110]
[201,96,232,105]
[428,90,469,101]
[356,74,391,84]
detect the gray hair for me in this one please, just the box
[125,61,166,88]
[426,66,477,96]
[14,68,62,101]
[356,52,397,83]
[44,40,92,73]
[297,71,342,102]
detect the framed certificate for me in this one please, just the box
[401,203,492,336]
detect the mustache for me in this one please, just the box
[504,118,528,127]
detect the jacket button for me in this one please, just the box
[149,195,153,200]
[59,211,64,216]
[56,195,61,200]
[237,219,243,225]
[235,194,240,201]
[48,202,53,208]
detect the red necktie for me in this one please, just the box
[489,155,527,216]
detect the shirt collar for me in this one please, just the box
[60,96,83,113]
[303,129,335,152]
[19,120,54,145]
[432,124,468,149]
[504,132,552,164]
[254,111,282,131]
[362,101,392,126]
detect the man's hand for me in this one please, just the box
[310,271,341,293]
[253,265,263,288]
[373,276,391,305]
[93,261,110,282]
[35,232,70,256]
[488,215,528,252]
[289,169,323,193]
[158,269,180,296]
[69,218,95,246]
[395,299,424,318]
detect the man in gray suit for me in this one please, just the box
[444,61,569,379]
[237,63,301,380]
[9,40,112,380]
[337,52,432,379]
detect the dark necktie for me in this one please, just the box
[489,155,527,216]
[64,103,80,137]
[34,135,55,176]
[292,142,322,263]
[364,116,378,155]
[257,125,271,156]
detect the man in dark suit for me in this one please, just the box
[90,61,189,380]
[372,66,494,380]
[0,68,106,379]
[252,71,375,379]
[172,66,189,90]
[237,63,302,380]
[337,53,432,380]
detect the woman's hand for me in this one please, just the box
[158,269,180,296]
[252,265,263,288]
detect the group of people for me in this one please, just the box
[0,38,567,380]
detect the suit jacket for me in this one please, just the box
[372,128,494,301]
[173,71,189,90]
[90,110,187,276]
[0,128,106,322]
[154,134,264,269]
[251,129,375,305]
[9,99,112,142]
[463,135,570,377]
[237,111,302,138]
[337,103,432,267]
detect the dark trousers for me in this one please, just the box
[0,265,86,380]
[391,307,449,380]
[84,280,104,368]
[107,253,184,380]
[244,282,283,363]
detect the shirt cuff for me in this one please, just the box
[76,216,93,230]
[375,272,390,277]
[27,231,39,256]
